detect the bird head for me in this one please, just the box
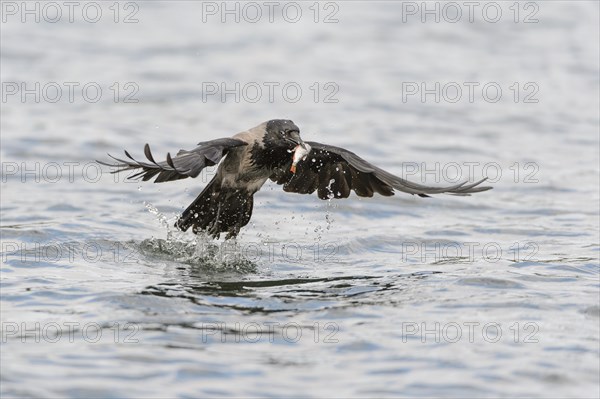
[265,119,305,150]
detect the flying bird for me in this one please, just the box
[99,120,492,239]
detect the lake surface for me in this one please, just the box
[1,1,599,397]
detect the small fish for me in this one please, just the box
[290,143,311,174]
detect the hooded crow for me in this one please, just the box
[100,119,492,239]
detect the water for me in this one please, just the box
[1,1,599,397]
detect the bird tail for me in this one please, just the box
[175,177,254,240]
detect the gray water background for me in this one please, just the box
[1,1,599,397]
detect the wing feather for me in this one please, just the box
[270,141,492,199]
[98,138,247,183]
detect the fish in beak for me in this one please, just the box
[290,142,311,174]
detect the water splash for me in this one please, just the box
[144,201,170,229]
[140,202,257,271]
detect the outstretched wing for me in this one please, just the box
[270,141,492,199]
[98,138,247,183]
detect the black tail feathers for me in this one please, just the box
[175,178,254,239]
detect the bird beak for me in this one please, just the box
[289,131,306,148]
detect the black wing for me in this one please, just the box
[270,141,492,199]
[98,138,247,183]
